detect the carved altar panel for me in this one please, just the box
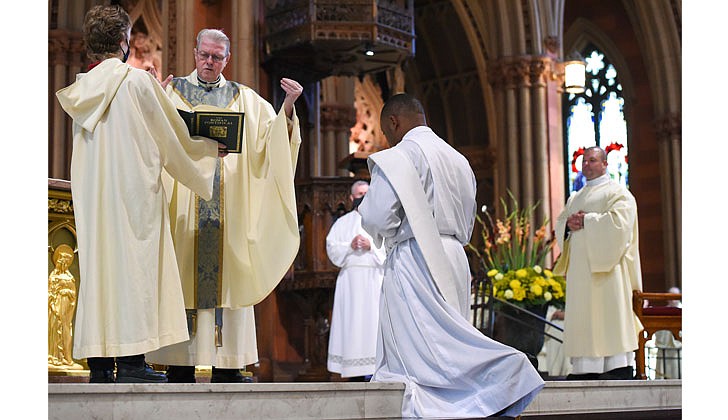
[287,177,355,290]
[48,179,84,374]
[351,75,388,153]
[120,0,165,78]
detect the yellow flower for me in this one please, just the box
[530,284,543,296]
[533,265,542,274]
[487,269,499,277]
[513,288,526,301]
[515,269,528,278]
[544,291,553,301]
[504,289,514,299]
[544,269,553,278]
[509,279,522,289]
[534,276,547,287]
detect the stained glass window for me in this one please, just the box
[564,43,629,196]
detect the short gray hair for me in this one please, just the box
[350,179,369,194]
[196,29,230,56]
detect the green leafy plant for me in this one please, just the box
[467,192,566,309]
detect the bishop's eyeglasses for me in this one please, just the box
[195,50,227,63]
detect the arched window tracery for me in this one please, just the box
[564,43,629,195]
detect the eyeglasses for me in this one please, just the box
[195,50,227,63]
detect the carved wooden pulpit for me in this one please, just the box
[263,0,415,83]
[276,177,363,381]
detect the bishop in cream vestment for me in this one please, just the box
[55,58,219,359]
[146,70,301,369]
[555,172,643,374]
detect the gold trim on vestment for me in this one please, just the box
[193,194,199,306]
[218,161,225,305]
[226,88,241,109]
[173,84,195,110]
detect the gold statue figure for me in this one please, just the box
[48,244,83,370]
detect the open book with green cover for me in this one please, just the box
[177,104,244,153]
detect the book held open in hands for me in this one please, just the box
[177,104,244,153]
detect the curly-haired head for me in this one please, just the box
[83,5,131,61]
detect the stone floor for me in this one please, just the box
[48,379,681,419]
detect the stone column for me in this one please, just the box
[48,33,85,179]
[320,77,357,177]
[310,82,323,177]
[655,112,682,288]
[488,55,563,247]
[166,0,195,79]
[502,63,521,202]
[516,59,535,213]
[530,57,553,228]
[231,0,258,87]
[320,105,357,177]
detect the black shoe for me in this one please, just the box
[211,367,244,383]
[89,369,115,383]
[597,366,634,380]
[566,372,600,380]
[166,365,196,383]
[116,363,168,383]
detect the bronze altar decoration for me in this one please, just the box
[48,179,84,372]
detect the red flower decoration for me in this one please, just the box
[571,147,585,173]
[605,142,628,163]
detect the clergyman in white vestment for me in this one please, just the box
[536,306,572,377]
[144,29,303,383]
[55,5,220,383]
[555,146,643,380]
[326,180,386,379]
[359,94,544,418]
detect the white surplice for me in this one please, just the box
[326,210,386,377]
[55,58,218,359]
[537,306,572,377]
[359,126,544,419]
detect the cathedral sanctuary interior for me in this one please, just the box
[45,0,687,418]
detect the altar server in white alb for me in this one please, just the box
[326,180,386,380]
[555,146,643,380]
[55,5,221,383]
[145,28,303,383]
[358,93,544,418]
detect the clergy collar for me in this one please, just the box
[197,75,221,91]
[586,173,610,187]
[403,125,433,140]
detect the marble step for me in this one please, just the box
[48,379,681,419]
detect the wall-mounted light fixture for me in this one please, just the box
[364,43,375,56]
[563,51,586,94]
